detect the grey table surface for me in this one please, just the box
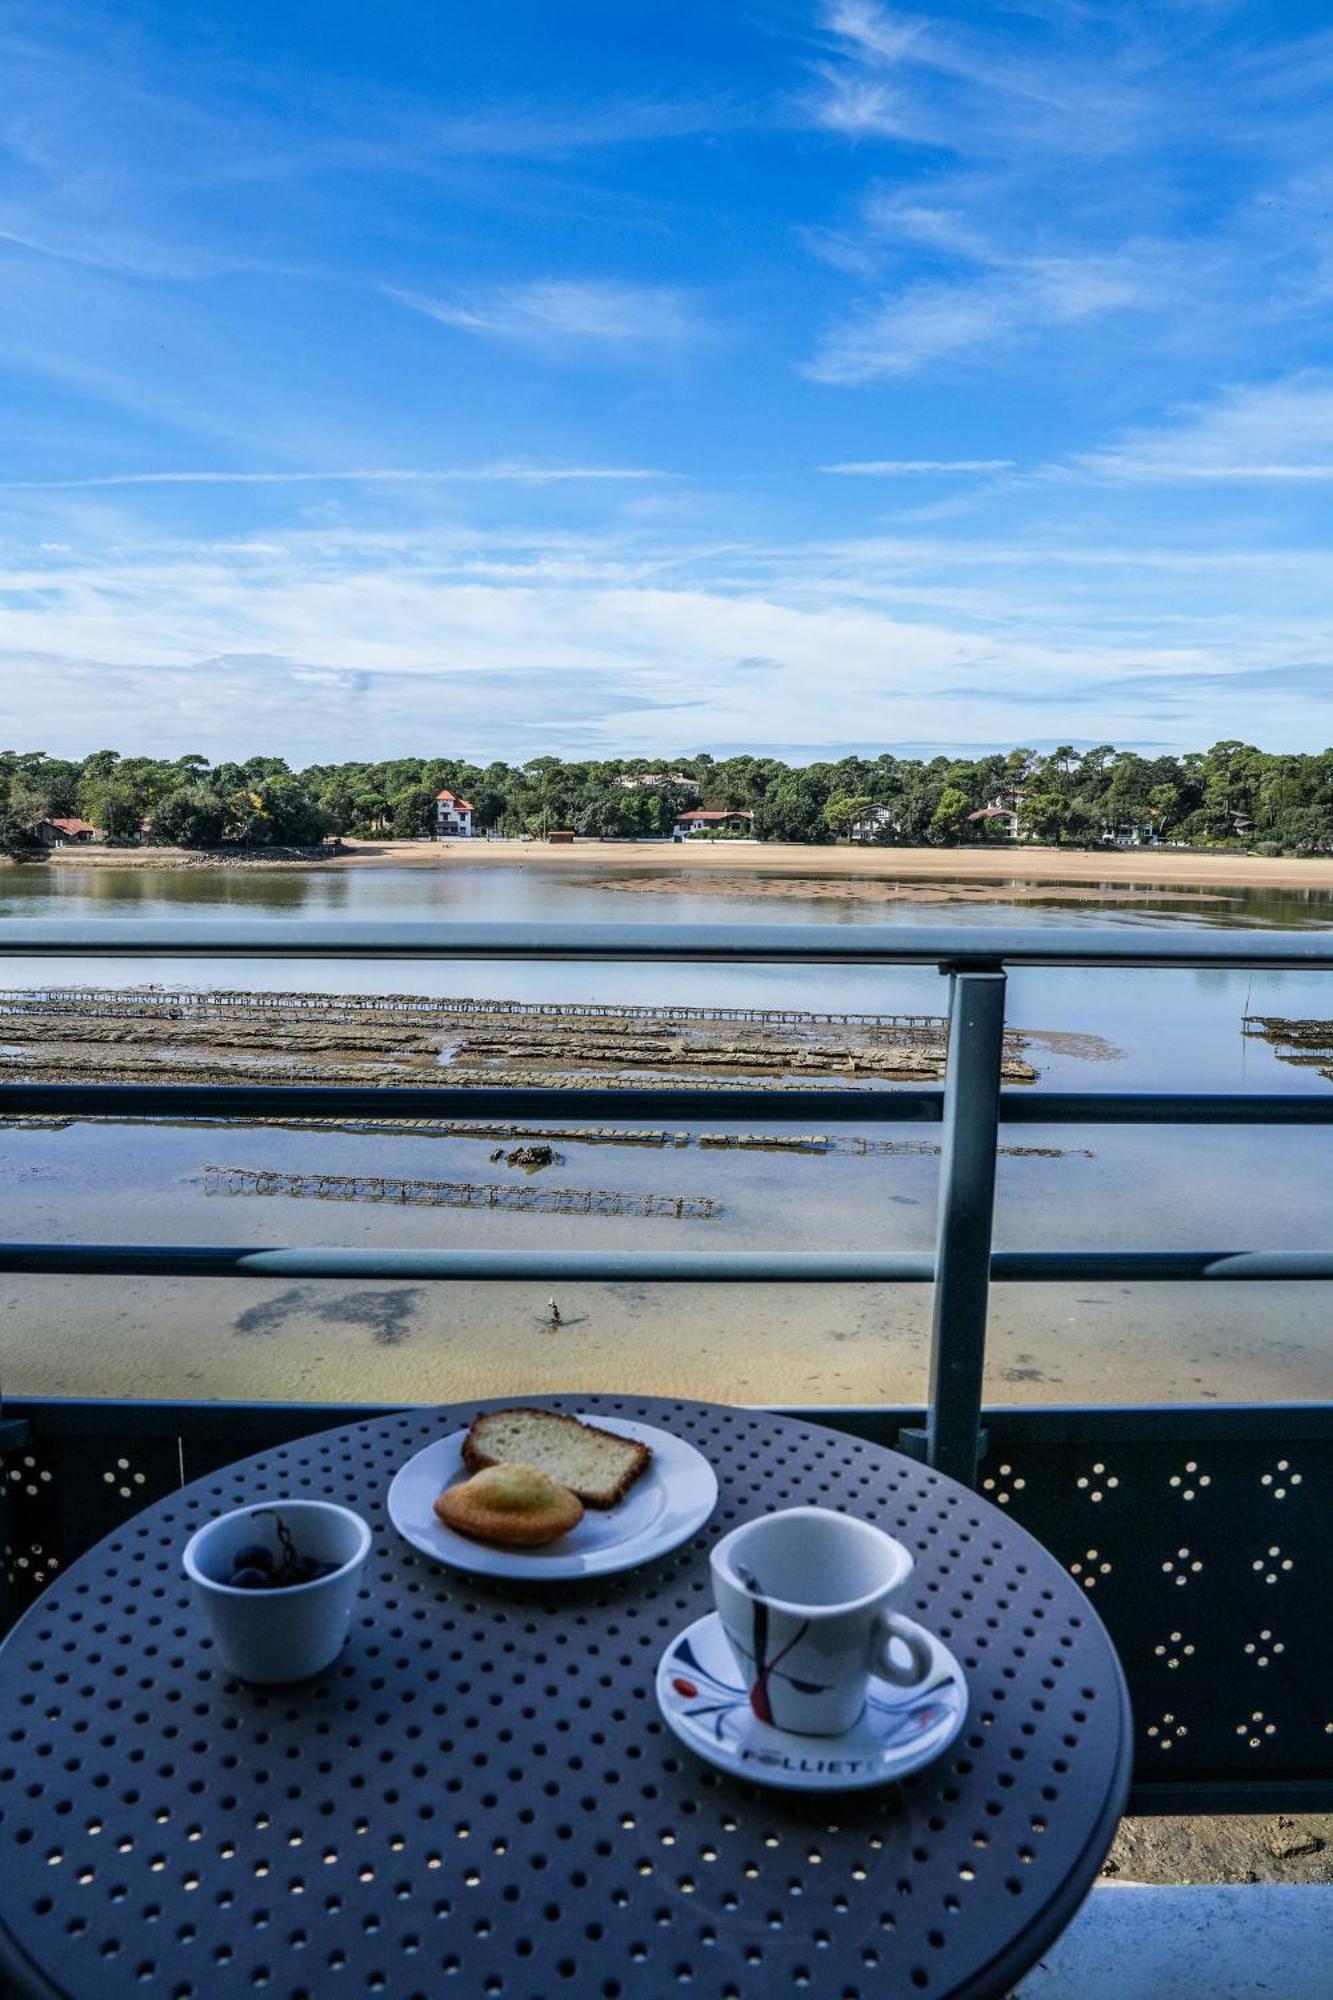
[0,1394,1132,2000]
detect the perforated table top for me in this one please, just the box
[0,1395,1131,2000]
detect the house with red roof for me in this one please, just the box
[671,807,755,839]
[434,790,474,838]
[34,816,101,847]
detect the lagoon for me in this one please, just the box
[3,851,1332,1412]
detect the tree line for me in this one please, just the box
[2,741,1331,857]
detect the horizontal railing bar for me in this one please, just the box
[0,1083,943,1123]
[1002,1092,1333,1125]
[3,1244,1332,1281]
[9,1393,1333,1444]
[769,1402,1333,1443]
[995,1250,1333,1280]
[4,918,1333,969]
[0,1245,938,1281]
[1126,1778,1333,1817]
[4,1083,1332,1125]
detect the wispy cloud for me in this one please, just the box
[799,3,1333,386]
[1071,376,1333,483]
[822,459,1014,474]
[806,0,1152,155]
[388,280,706,351]
[806,256,1147,383]
[0,465,667,492]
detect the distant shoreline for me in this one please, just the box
[21,836,1333,894]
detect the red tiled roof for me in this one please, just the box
[676,808,753,822]
[436,791,474,812]
[48,817,98,836]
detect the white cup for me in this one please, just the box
[711,1507,934,1736]
[183,1499,371,1685]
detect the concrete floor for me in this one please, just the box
[1014,1882,1333,1998]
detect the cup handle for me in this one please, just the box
[873,1612,934,1690]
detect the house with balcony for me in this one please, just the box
[849,803,899,843]
[434,789,474,838]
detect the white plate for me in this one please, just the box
[657,1609,967,1792]
[387,1415,718,1580]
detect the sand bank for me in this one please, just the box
[34,838,1333,894]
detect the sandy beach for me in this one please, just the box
[34,836,1333,893]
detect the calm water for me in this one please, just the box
[3,857,1332,1410]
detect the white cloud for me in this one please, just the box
[806,255,1146,382]
[806,0,1152,154]
[388,280,705,350]
[799,4,1333,390]
[3,498,1332,760]
[822,459,1014,474]
[0,465,667,492]
[1072,375,1333,482]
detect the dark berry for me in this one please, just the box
[228,1566,271,1590]
[231,1543,274,1573]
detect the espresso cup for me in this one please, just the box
[711,1507,933,1736]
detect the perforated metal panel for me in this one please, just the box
[0,1397,1128,2000]
[977,1416,1333,1800]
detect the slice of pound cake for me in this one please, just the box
[462,1407,650,1508]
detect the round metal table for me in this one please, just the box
[0,1395,1131,2000]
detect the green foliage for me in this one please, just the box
[930,787,973,843]
[149,786,228,849]
[823,793,874,837]
[3,740,1333,859]
[0,805,42,859]
[1018,791,1069,842]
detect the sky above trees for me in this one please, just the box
[2,2,1331,761]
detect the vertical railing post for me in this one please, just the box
[926,968,1007,1485]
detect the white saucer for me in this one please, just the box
[656,1610,967,1791]
[387,1415,718,1580]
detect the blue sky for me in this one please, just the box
[2,0,1331,763]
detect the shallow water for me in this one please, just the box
[2,858,1332,1409]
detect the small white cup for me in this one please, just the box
[183,1499,371,1685]
[712,1507,934,1735]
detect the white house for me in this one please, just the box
[434,790,474,838]
[1099,819,1155,848]
[966,803,1021,838]
[616,771,699,792]
[848,804,898,843]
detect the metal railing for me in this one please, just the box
[4,918,1333,1484]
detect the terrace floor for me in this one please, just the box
[1014,1882,1333,1998]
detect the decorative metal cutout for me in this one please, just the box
[1075,1462,1119,1503]
[1153,1630,1195,1670]
[980,1459,1026,1506]
[1146,1712,1188,1752]
[1167,1461,1211,1502]
[1252,1545,1295,1585]
[1068,1547,1112,1590]
[1160,1546,1203,1587]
